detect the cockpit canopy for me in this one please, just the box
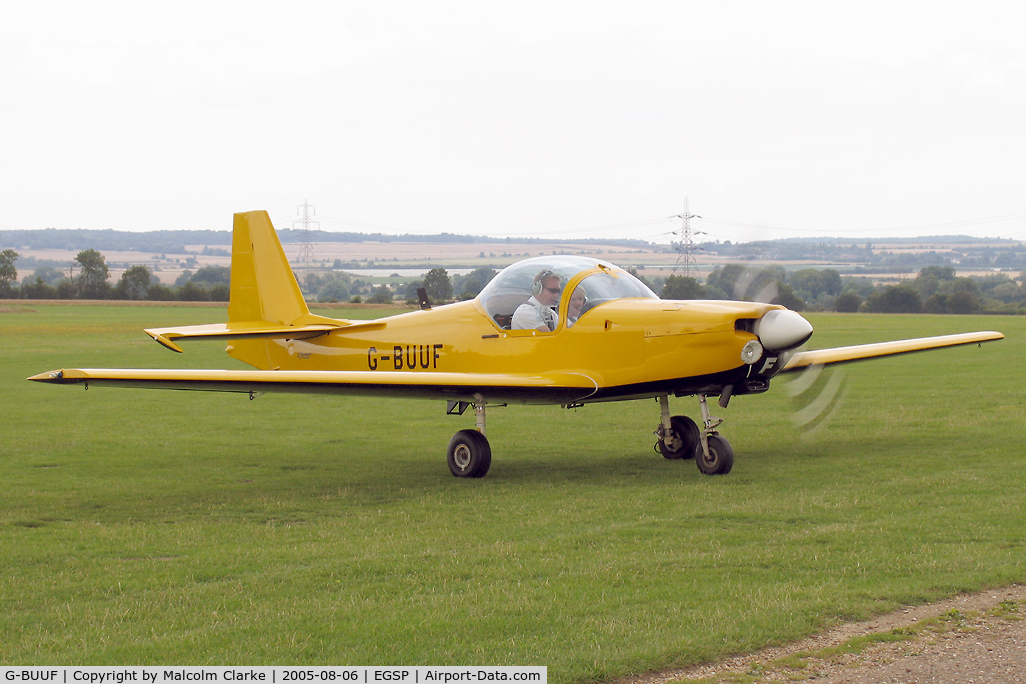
[477,255,658,330]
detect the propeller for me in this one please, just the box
[731,267,779,304]
[782,363,848,435]
[729,265,849,435]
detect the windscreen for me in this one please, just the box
[477,255,657,329]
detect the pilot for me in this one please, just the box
[567,285,586,328]
[511,270,561,332]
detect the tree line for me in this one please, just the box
[659,264,1026,314]
[305,262,1026,314]
[299,267,496,305]
[1,249,230,301]
[699,237,1026,271]
[0,249,488,305]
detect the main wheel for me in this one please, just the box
[694,434,734,475]
[447,429,492,478]
[658,415,700,460]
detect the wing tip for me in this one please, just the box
[28,370,61,383]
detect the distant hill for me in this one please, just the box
[4,228,1024,273]
[0,228,654,253]
[765,235,1019,245]
[696,235,1026,270]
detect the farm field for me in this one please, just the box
[1,304,1023,681]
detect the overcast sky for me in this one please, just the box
[2,1,1024,244]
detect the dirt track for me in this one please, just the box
[622,585,1026,684]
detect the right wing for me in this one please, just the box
[779,330,1003,372]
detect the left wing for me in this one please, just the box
[780,330,1003,372]
[27,368,600,405]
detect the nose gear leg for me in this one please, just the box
[695,393,734,475]
[697,393,722,457]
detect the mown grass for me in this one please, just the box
[1,305,1023,681]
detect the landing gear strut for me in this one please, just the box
[694,393,734,475]
[655,394,734,475]
[655,395,699,460]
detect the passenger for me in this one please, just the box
[511,270,561,332]
[567,286,587,328]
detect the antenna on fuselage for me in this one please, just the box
[417,287,432,310]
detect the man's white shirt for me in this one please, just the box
[511,296,558,331]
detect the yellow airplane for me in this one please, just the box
[30,211,1004,478]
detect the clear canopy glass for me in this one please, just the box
[477,255,657,330]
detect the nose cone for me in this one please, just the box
[753,309,813,351]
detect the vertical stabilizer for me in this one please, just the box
[228,211,310,325]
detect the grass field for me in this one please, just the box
[1,304,1023,681]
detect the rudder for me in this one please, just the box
[228,210,310,325]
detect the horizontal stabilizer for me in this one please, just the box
[144,319,385,353]
[781,331,1003,372]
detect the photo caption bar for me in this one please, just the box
[1,667,546,684]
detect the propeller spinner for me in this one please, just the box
[753,309,814,351]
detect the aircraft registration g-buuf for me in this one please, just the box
[31,211,1004,478]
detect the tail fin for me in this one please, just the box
[226,211,311,370]
[228,210,310,325]
[140,211,344,369]
[141,211,343,365]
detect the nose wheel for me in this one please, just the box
[695,433,734,475]
[695,393,733,474]
[656,394,734,475]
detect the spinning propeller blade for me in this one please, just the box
[730,265,849,433]
[782,363,848,434]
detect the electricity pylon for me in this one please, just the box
[672,198,702,277]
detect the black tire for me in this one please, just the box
[694,434,734,475]
[447,429,492,478]
[659,415,700,460]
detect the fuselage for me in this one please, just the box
[228,295,788,404]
